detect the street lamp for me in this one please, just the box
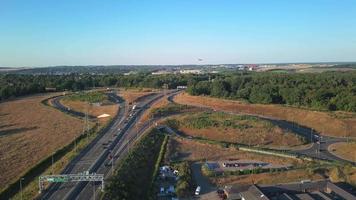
[20,177,24,200]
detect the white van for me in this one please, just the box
[195,186,201,196]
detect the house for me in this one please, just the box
[224,180,356,200]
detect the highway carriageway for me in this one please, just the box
[72,92,180,200]
[39,91,176,200]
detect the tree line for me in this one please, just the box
[187,72,356,112]
[0,73,194,101]
[1,71,355,112]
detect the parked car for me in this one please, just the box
[195,186,201,196]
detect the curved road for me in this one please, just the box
[168,93,353,165]
[39,91,177,200]
[39,91,126,200]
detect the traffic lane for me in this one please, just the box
[75,93,175,200]
[51,96,96,119]
[41,101,126,200]
[65,93,166,199]
[76,118,152,200]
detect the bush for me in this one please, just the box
[104,129,165,200]
[174,162,194,198]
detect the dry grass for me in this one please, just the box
[60,98,118,124]
[173,113,304,148]
[167,137,302,166]
[174,92,356,138]
[329,142,356,162]
[140,97,170,123]
[0,94,83,190]
[212,169,325,186]
[118,89,157,104]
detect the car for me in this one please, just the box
[195,186,201,196]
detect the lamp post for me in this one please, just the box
[20,177,24,200]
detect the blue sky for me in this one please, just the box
[1,0,356,67]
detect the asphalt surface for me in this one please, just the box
[39,91,180,200]
[51,96,96,119]
[71,92,171,200]
[39,91,167,200]
[39,91,125,200]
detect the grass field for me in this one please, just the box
[64,91,107,103]
[169,112,305,148]
[140,96,170,122]
[118,89,157,104]
[0,94,83,191]
[174,92,356,138]
[167,137,303,166]
[329,142,356,162]
[104,128,166,200]
[60,94,118,125]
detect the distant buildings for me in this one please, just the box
[179,69,202,74]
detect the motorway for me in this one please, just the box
[41,90,353,199]
[39,91,170,200]
[40,90,182,200]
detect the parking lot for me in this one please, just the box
[206,160,291,172]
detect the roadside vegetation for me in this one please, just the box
[173,161,195,198]
[150,103,195,118]
[63,91,107,103]
[165,112,305,148]
[174,92,356,138]
[104,129,166,200]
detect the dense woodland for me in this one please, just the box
[1,71,355,112]
[187,72,356,112]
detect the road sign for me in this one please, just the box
[39,173,104,193]
[46,177,68,182]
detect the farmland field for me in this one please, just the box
[0,94,83,190]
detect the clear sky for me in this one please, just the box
[1,0,356,67]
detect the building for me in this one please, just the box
[179,69,202,74]
[224,180,356,200]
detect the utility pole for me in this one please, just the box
[92,181,95,200]
[51,154,54,174]
[83,105,90,141]
[111,152,114,176]
[20,177,24,200]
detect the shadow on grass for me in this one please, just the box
[0,126,38,137]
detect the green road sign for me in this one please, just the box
[47,177,68,182]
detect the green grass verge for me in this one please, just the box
[63,91,107,103]
[103,128,166,200]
